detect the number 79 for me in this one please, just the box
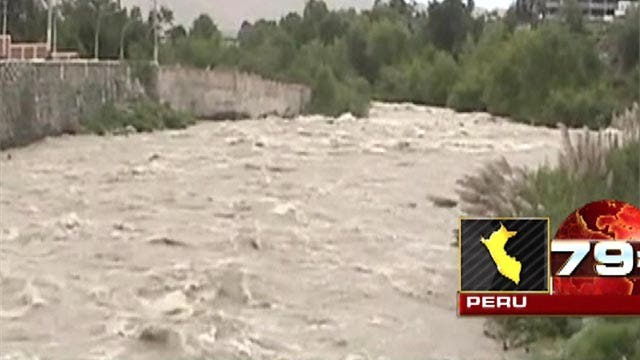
[552,241,637,277]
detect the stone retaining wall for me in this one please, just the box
[0,61,311,149]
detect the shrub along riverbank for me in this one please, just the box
[160,0,637,128]
[81,99,195,135]
[457,105,640,359]
[11,0,637,128]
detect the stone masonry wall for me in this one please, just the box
[0,60,136,149]
[156,66,311,119]
[0,62,311,149]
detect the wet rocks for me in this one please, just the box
[233,225,261,250]
[1,227,20,241]
[362,144,387,154]
[265,163,297,173]
[337,113,357,123]
[427,195,458,208]
[0,351,41,360]
[146,290,194,320]
[137,324,185,346]
[58,212,82,230]
[147,236,189,247]
[216,267,252,305]
[225,136,246,146]
[271,202,296,216]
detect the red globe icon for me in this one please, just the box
[553,200,640,296]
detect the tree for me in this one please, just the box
[309,65,339,115]
[55,0,124,58]
[559,0,584,33]
[319,11,346,44]
[466,0,475,13]
[514,0,545,25]
[167,25,187,41]
[300,0,329,43]
[303,0,329,23]
[481,23,611,125]
[366,18,410,76]
[4,0,47,42]
[426,0,471,54]
[606,8,640,72]
[279,12,304,45]
[346,19,374,81]
[190,13,218,39]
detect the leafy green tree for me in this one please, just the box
[606,8,640,73]
[279,12,304,45]
[12,0,631,123]
[559,0,585,33]
[167,25,187,41]
[319,11,347,45]
[424,51,459,105]
[55,0,125,58]
[309,64,339,115]
[447,21,509,111]
[4,0,48,42]
[376,63,412,101]
[299,0,330,44]
[366,18,410,77]
[514,0,545,25]
[346,19,376,81]
[237,19,278,49]
[480,23,610,125]
[190,14,218,39]
[426,0,471,54]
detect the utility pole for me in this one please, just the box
[52,0,57,57]
[152,0,158,64]
[94,3,101,59]
[2,0,6,58]
[47,0,53,52]
[2,0,7,36]
[120,20,131,60]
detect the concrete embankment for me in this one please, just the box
[0,61,311,149]
[0,61,135,149]
[157,66,311,119]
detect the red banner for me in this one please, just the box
[458,293,640,316]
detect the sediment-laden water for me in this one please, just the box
[1,103,570,360]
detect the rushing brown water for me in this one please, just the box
[1,103,567,360]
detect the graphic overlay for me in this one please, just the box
[458,200,640,316]
[460,219,549,292]
[552,200,640,296]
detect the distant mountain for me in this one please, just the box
[121,0,375,35]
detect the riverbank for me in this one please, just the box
[0,103,573,360]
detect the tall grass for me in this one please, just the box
[456,104,640,358]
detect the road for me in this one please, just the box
[0,103,566,360]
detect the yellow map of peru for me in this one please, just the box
[481,224,522,285]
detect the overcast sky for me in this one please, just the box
[122,0,514,33]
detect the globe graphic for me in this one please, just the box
[553,199,640,295]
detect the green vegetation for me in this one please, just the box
[8,1,640,358]
[81,99,194,135]
[526,138,639,231]
[488,317,640,360]
[9,0,638,125]
[458,106,640,359]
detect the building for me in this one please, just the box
[615,0,639,15]
[0,34,79,61]
[0,34,48,60]
[545,0,638,21]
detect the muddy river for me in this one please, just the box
[1,103,568,360]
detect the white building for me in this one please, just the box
[545,0,638,21]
